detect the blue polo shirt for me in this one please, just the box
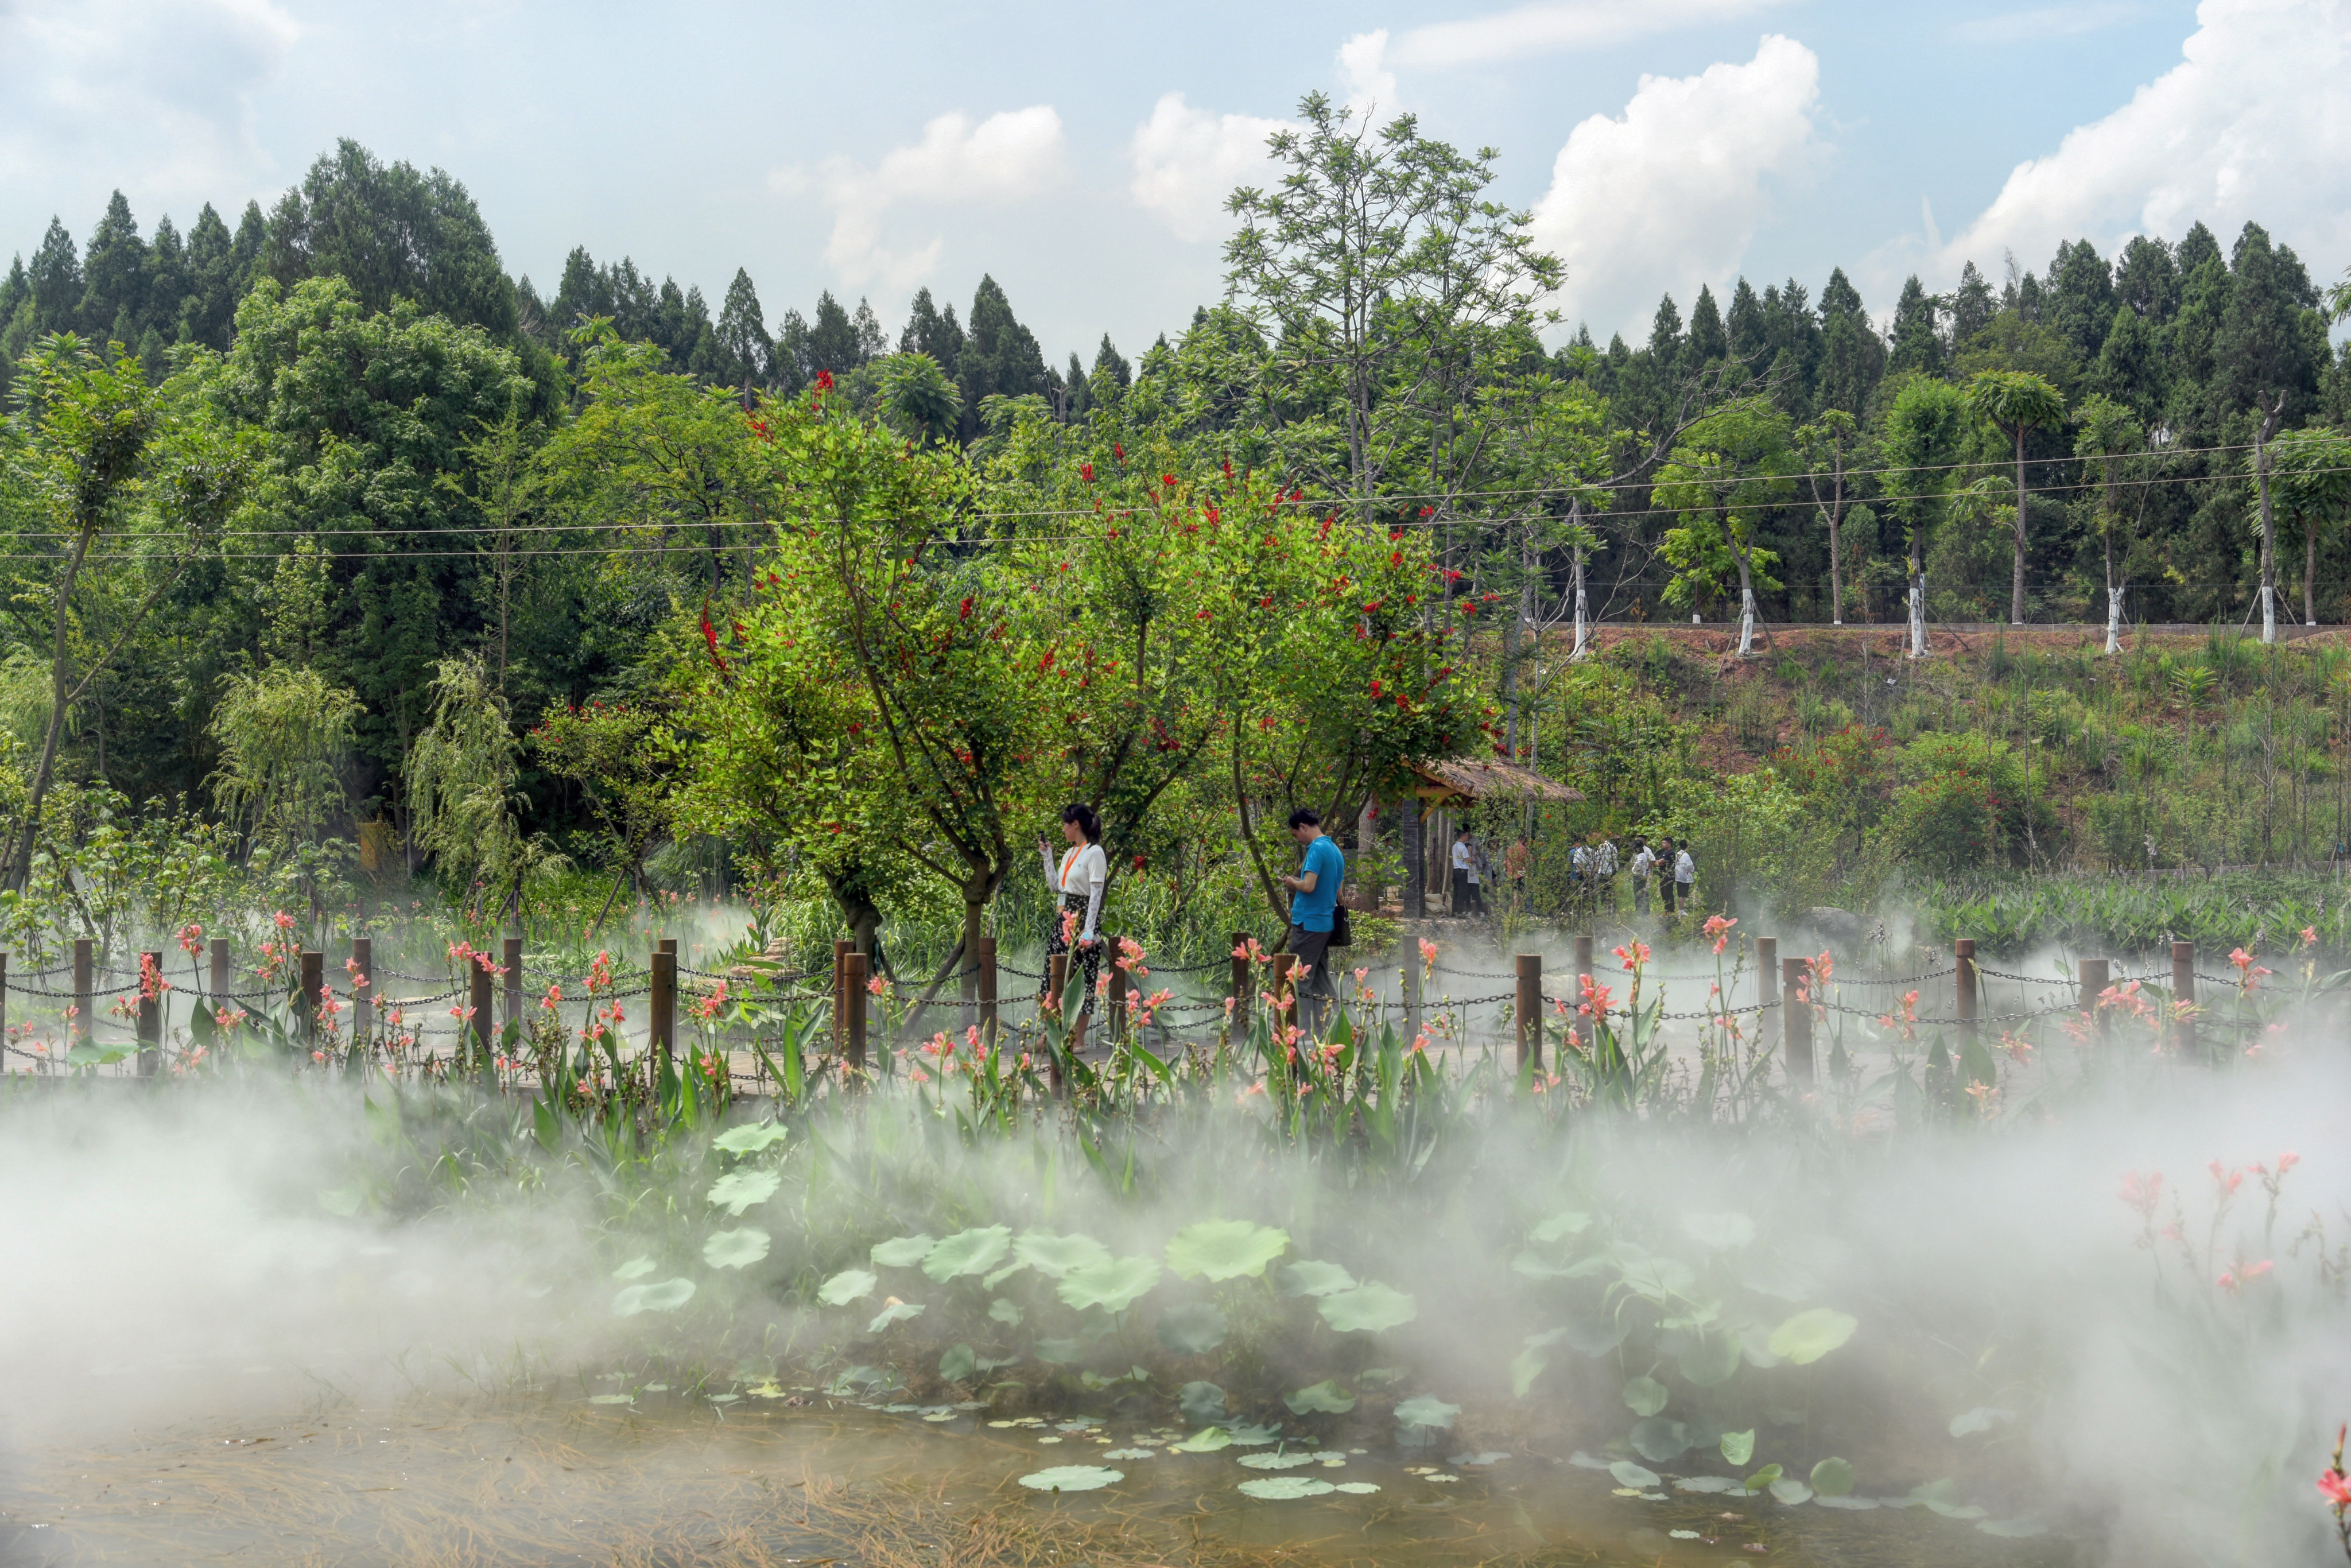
[1290,836,1345,933]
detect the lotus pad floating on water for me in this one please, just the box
[1017,1465,1123,1493]
[1237,1476,1334,1500]
[1333,1481,1380,1494]
[1101,1448,1155,1460]
[1237,1451,1321,1469]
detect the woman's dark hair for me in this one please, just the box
[1287,807,1321,830]
[1060,802,1102,843]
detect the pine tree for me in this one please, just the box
[1685,284,1728,369]
[1949,261,1997,347]
[712,268,773,390]
[1886,276,1943,379]
[2043,238,2116,364]
[28,218,83,335]
[77,190,149,345]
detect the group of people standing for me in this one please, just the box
[1446,827,1694,918]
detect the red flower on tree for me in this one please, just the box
[814,369,835,392]
[1080,462,1094,482]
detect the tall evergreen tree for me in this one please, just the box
[263,139,517,336]
[1886,276,1943,379]
[1686,284,1728,368]
[712,268,773,391]
[1949,261,1997,346]
[2043,238,2116,364]
[2113,234,2179,323]
[1814,268,1882,418]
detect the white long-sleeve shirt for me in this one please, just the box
[1042,840,1108,941]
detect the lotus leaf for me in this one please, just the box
[1178,1382,1227,1424]
[612,1256,656,1281]
[1511,1251,1605,1280]
[1769,1478,1814,1505]
[1767,1307,1858,1365]
[705,1169,779,1217]
[1612,1247,1699,1303]
[1608,1460,1661,1489]
[1283,1380,1356,1414]
[987,1296,1023,1325]
[1508,1345,1548,1398]
[1623,1376,1669,1417]
[1808,1457,1855,1496]
[1274,1259,1357,1297]
[1101,1447,1155,1460]
[1680,1211,1756,1249]
[1558,1317,1630,1356]
[1719,1429,1755,1465]
[1947,1406,2015,1437]
[1977,1517,2049,1538]
[1034,1338,1082,1364]
[819,1268,878,1306]
[938,1344,977,1381]
[612,1278,696,1316]
[1531,1210,1593,1243]
[923,1226,1012,1282]
[1238,1476,1334,1500]
[1677,1333,1743,1387]
[1317,1282,1417,1333]
[1017,1465,1122,1492]
[866,1300,925,1333]
[1629,1418,1693,1461]
[703,1228,770,1270]
[1743,1464,1784,1493]
[1014,1229,1111,1277]
[1393,1397,1459,1430]
[1333,1481,1381,1494]
[711,1121,788,1155]
[1165,1220,1289,1281]
[870,1235,936,1268]
[1814,1494,1877,1510]
[1675,1476,1741,1493]
[1058,1255,1162,1314]
[1237,1450,1320,1469]
[1224,1423,1282,1445]
[1155,1300,1229,1354]
[588,1393,634,1404]
[1169,1426,1233,1452]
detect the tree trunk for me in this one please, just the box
[8,522,96,892]
[2010,428,2028,626]
[1735,552,1757,659]
[1400,790,1422,920]
[2256,394,2284,646]
[2104,513,2123,655]
[1908,549,1928,660]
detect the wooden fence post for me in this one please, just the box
[1273,952,1299,1035]
[976,935,998,1045]
[1402,922,1422,1042]
[1229,930,1251,1029]
[1757,936,1779,1050]
[1107,935,1129,1042]
[841,950,868,1078]
[72,937,92,1043]
[833,938,853,1059]
[2172,941,2197,1056]
[351,936,374,1043]
[2078,957,2109,1041]
[137,950,162,1078]
[1573,934,1593,1013]
[1782,956,1814,1084]
[650,944,677,1070]
[1954,938,1979,1042]
[1515,952,1542,1071]
[503,936,523,1038]
[467,955,492,1061]
[302,950,325,1049]
[209,937,230,1001]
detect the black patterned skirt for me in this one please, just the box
[1039,892,1100,1020]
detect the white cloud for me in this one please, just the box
[1338,30,1399,115]
[0,0,299,201]
[816,106,1068,290]
[1950,2,2141,44]
[1390,0,1783,68]
[1529,34,1825,339]
[1926,0,2351,288]
[1127,92,1290,244]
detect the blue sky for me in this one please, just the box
[3,1,2343,362]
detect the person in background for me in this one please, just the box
[1568,837,1591,909]
[1036,803,1107,1054]
[1449,827,1476,917]
[1655,836,1677,914]
[1673,840,1697,914]
[1594,834,1619,915]
[1505,837,1529,912]
[1630,839,1655,915]
[1278,808,1344,1034]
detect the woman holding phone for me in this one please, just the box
[1037,802,1107,1055]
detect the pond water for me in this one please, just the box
[1,1393,2079,1567]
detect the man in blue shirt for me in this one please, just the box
[1279,808,1345,1036]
